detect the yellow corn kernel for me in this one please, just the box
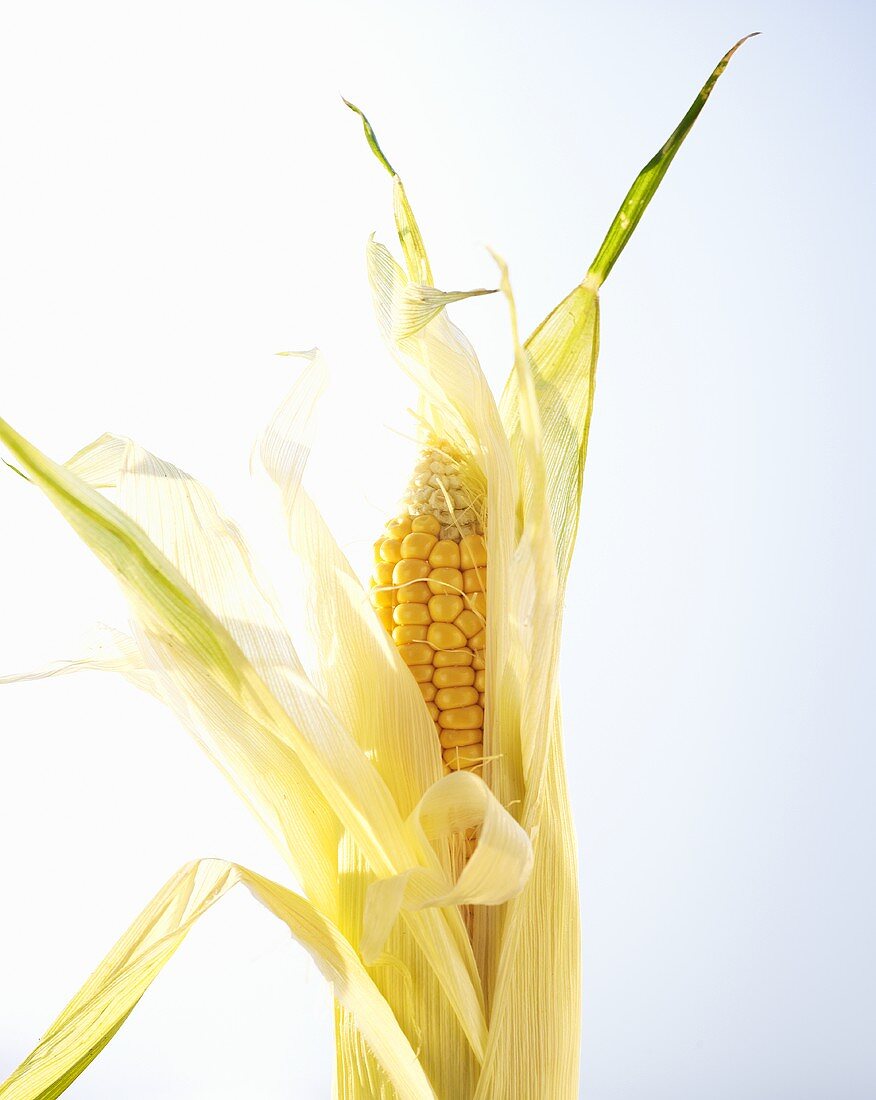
[380,538,403,564]
[386,517,412,539]
[412,514,441,536]
[419,682,437,702]
[459,534,487,569]
[462,567,485,593]
[375,561,394,586]
[438,704,484,730]
[428,594,464,623]
[472,650,486,670]
[434,649,473,668]
[394,603,431,626]
[439,726,482,749]
[393,559,430,585]
[469,628,486,650]
[410,665,434,684]
[401,531,438,560]
[397,581,431,603]
[478,693,485,707]
[443,742,484,769]
[426,702,440,721]
[474,669,486,692]
[433,666,475,688]
[370,587,394,609]
[434,686,479,710]
[427,622,467,650]
[392,624,428,645]
[376,607,394,631]
[466,590,487,617]
[429,539,461,569]
[454,609,481,638]
[398,642,433,666]
[427,567,464,595]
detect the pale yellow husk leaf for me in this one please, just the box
[0,623,158,696]
[0,859,435,1100]
[472,715,580,1100]
[0,416,497,1062]
[259,457,477,1096]
[500,279,600,593]
[359,771,533,963]
[0,371,537,1092]
[66,425,341,915]
[255,362,535,1087]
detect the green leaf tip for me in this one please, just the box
[587,32,759,288]
[343,98,397,178]
[1,456,29,482]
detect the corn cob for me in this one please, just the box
[370,446,487,777]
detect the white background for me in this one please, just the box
[1,1,873,1097]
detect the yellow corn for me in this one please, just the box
[370,448,487,778]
